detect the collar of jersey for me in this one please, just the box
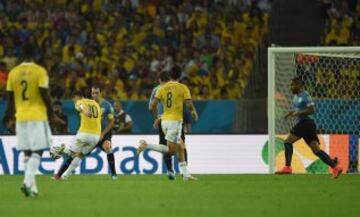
[21,62,34,65]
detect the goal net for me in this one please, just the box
[267,47,360,174]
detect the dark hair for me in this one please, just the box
[169,65,182,80]
[54,101,62,106]
[21,43,35,59]
[291,77,304,86]
[72,90,84,97]
[91,85,101,91]
[159,71,170,82]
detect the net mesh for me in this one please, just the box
[273,51,360,174]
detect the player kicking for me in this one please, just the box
[138,66,198,181]
[276,77,342,178]
[4,43,54,197]
[51,91,101,180]
[52,86,117,180]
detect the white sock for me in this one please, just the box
[23,155,29,170]
[179,161,190,177]
[23,155,30,186]
[22,155,29,184]
[24,153,41,192]
[146,143,169,153]
[62,157,81,178]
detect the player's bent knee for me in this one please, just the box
[167,143,177,155]
[178,140,185,150]
[284,138,296,145]
[285,134,300,144]
[168,147,177,155]
[308,141,320,153]
[178,144,185,151]
[24,150,32,157]
[284,140,293,145]
[76,152,85,159]
[284,139,295,144]
[102,141,112,153]
[32,150,43,157]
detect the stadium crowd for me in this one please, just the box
[0,0,269,101]
[306,0,360,99]
[322,0,360,45]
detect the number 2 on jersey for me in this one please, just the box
[166,92,172,108]
[21,80,29,101]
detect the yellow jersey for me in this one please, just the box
[76,98,102,135]
[155,81,191,121]
[6,62,49,121]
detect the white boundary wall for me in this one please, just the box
[0,135,269,175]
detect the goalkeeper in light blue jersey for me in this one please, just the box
[276,77,342,179]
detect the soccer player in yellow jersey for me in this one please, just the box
[52,86,117,180]
[4,43,54,197]
[137,66,199,181]
[53,91,102,180]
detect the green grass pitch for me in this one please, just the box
[0,174,359,217]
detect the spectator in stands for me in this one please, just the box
[0,0,270,100]
[50,101,68,134]
[0,61,8,98]
[325,24,350,45]
[113,100,133,134]
[3,117,15,135]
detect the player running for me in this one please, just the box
[138,66,198,181]
[149,71,175,180]
[276,77,343,178]
[50,91,101,180]
[4,43,54,197]
[149,71,191,180]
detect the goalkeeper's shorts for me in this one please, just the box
[290,119,319,144]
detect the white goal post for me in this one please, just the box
[268,46,360,174]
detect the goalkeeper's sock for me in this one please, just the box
[147,143,169,154]
[62,157,81,179]
[315,150,336,168]
[284,143,293,167]
[56,156,74,177]
[107,152,116,176]
[24,153,41,192]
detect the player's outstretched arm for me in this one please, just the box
[39,87,54,120]
[150,98,160,128]
[284,111,295,120]
[102,116,115,137]
[79,105,92,118]
[285,105,315,120]
[149,98,159,114]
[185,99,198,121]
[4,91,15,122]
